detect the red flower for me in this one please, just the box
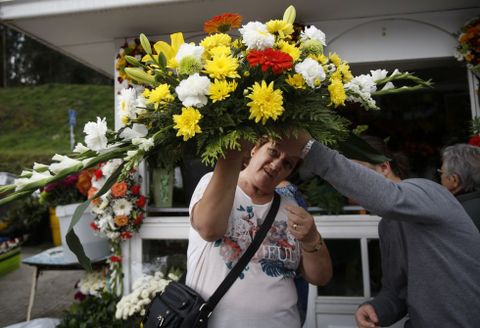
[109,255,122,263]
[134,213,144,225]
[204,13,242,34]
[94,169,103,180]
[131,185,141,195]
[90,222,100,231]
[74,291,86,302]
[120,231,132,240]
[246,48,293,74]
[136,195,146,208]
[468,134,480,147]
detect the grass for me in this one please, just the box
[0,84,114,173]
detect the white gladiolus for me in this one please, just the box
[118,88,137,121]
[101,159,123,178]
[14,170,53,191]
[119,123,148,140]
[33,162,49,171]
[48,154,83,174]
[73,142,90,153]
[175,73,211,108]
[132,137,154,152]
[370,69,389,82]
[295,58,326,88]
[84,117,109,152]
[300,25,326,46]
[239,21,275,50]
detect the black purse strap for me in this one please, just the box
[205,192,281,311]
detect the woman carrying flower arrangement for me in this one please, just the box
[186,137,332,328]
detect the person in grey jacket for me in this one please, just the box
[439,143,480,231]
[289,134,480,328]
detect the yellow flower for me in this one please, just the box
[143,84,174,110]
[209,79,237,102]
[266,20,294,38]
[277,41,301,62]
[329,52,342,67]
[337,63,353,82]
[200,33,232,53]
[209,45,232,58]
[286,73,306,89]
[328,78,346,108]
[143,32,184,69]
[247,81,284,125]
[204,55,240,80]
[173,107,203,141]
[308,53,328,64]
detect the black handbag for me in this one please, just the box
[142,193,281,328]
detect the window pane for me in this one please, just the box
[368,239,382,296]
[142,239,188,275]
[317,239,363,296]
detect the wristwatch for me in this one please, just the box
[301,233,323,253]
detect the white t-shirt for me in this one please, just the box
[186,172,302,328]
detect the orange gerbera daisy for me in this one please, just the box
[204,13,242,34]
[114,215,129,227]
[111,181,128,197]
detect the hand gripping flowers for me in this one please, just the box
[0,6,431,269]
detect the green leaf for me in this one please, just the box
[337,132,391,164]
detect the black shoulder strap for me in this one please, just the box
[205,192,281,310]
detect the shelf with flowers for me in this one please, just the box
[0,5,432,270]
[456,16,480,78]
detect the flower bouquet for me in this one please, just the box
[0,5,431,270]
[456,16,480,77]
[468,117,480,147]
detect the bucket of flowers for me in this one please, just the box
[0,5,432,270]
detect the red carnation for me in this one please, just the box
[90,222,100,231]
[468,135,480,147]
[246,48,293,74]
[131,185,141,195]
[136,195,146,208]
[94,169,103,180]
[134,213,144,225]
[121,231,133,240]
[109,255,122,263]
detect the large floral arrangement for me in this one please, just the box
[468,117,480,147]
[0,6,431,269]
[456,16,480,75]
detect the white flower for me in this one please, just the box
[101,159,123,178]
[381,82,395,91]
[112,198,133,216]
[83,117,108,152]
[125,150,138,161]
[135,94,147,116]
[73,143,90,153]
[48,154,83,174]
[175,43,204,62]
[345,74,377,94]
[370,69,388,82]
[118,88,137,121]
[239,21,275,50]
[14,170,53,191]
[300,25,326,46]
[295,58,326,88]
[33,162,49,171]
[132,137,154,152]
[119,123,148,140]
[175,73,211,108]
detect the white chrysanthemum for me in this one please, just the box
[83,117,108,152]
[346,74,377,94]
[14,170,53,191]
[300,25,326,46]
[175,73,211,108]
[175,43,204,62]
[294,58,326,88]
[119,123,148,140]
[344,82,378,110]
[78,271,107,296]
[73,143,90,153]
[370,69,388,82]
[48,154,83,174]
[118,88,137,121]
[239,21,275,50]
[112,198,133,216]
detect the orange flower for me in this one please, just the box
[87,187,101,205]
[204,13,242,34]
[114,215,129,227]
[111,181,128,198]
[76,169,94,196]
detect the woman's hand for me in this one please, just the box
[285,204,318,243]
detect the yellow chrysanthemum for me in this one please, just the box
[200,33,232,53]
[209,79,237,102]
[337,63,353,83]
[143,84,174,110]
[204,55,240,80]
[328,78,346,108]
[286,73,306,89]
[329,52,342,67]
[277,41,301,62]
[173,107,202,141]
[308,53,328,64]
[232,39,243,49]
[142,32,184,69]
[247,81,284,125]
[266,20,294,39]
[209,45,232,58]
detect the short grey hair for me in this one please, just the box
[442,143,480,192]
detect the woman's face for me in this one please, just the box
[245,141,300,192]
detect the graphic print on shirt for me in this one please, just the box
[214,203,299,279]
